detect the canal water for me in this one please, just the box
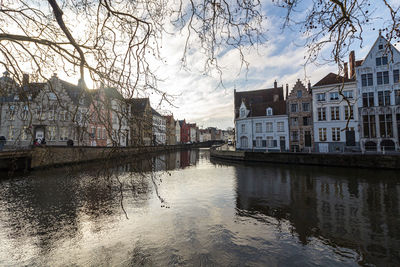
[0,149,399,266]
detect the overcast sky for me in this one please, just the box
[148,0,400,130]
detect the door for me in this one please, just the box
[280,136,285,151]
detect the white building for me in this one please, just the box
[152,108,166,145]
[234,82,289,151]
[356,33,400,152]
[312,69,361,153]
[175,120,181,144]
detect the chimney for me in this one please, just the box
[285,84,289,99]
[22,74,29,85]
[274,80,277,88]
[344,62,349,79]
[349,51,355,79]
[308,81,311,92]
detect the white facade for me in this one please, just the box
[190,127,197,142]
[153,113,166,145]
[356,35,400,152]
[175,120,181,143]
[312,80,360,152]
[235,102,289,151]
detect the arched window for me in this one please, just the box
[381,139,395,151]
[240,108,246,118]
[266,107,273,116]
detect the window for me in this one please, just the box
[379,114,393,138]
[47,126,56,141]
[318,107,326,121]
[240,108,245,118]
[36,106,43,120]
[266,122,273,132]
[376,56,388,66]
[302,102,310,112]
[21,126,28,141]
[59,110,68,121]
[255,123,262,133]
[240,136,248,148]
[332,128,341,141]
[266,107,273,116]
[361,73,373,86]
[48,104,57,120]
[330,106,340,120]
[395,90,400,105]
[394,69,399,83]
[60,127,68,141]
[291,117,298,126]
[344,105,354,120]
[290,104,298,112]
[97,127,102,139]
[330,92,339,100]
[277,122,284,132]
[49,92,57,100]
[317,93,325,101]
[291,131,299,141]
[377,71,389,85]
[8,105,15,121]
[362,92,375,107]
[21,105,29,121]
[378,91,391,106]
[255,137,262,148]
[297,90,302,98]
[343,91,353,99]
[303,116,311,126]
[241,124,246,133]
[91,126,96,138]
[363,115,376,138]
[266,136,274,147]
[319,128,327,141]
[379,44,384,50]
[8,126,14,140]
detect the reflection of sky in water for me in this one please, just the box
[0,149,399,266]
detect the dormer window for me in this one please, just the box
[297,90,302,98]
[266,107,273,116]
[49,92,57,100]
[240,108,246,118]
[13,95,19,101]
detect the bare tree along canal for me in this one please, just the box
[0,149,399,266]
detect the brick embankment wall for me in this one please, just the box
[210,149,400,169]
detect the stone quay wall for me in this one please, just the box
[210,149,400,170]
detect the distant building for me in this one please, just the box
[175,120,181,144]
[164,115,176,145]
[199,129,211,142]
[152,108,166,145]
[287,80,313,152]
[179,119,190,143]
[128,98,152,146]
[188,123,197,143]
[312,54,361,153]
[234,81,289,151]
[357,34,400,152]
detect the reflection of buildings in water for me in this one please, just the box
[234,164,400,266]
[180,150,190,168]
[153,154,166,172]
[189,150,199,165]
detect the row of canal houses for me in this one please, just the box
[235,34,400,153]
[0,72,211,149]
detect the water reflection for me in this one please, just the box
[0,149,399,266]
[232,162,400,266]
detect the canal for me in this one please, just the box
[0,149,399,266]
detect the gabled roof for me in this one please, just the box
[59,80,90,106]
[313,72,355,87]
[359,34,400,68]
[128,98,149,113]
[234,86,286,118]
[179,120,186,127]
[151,107,162,117]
